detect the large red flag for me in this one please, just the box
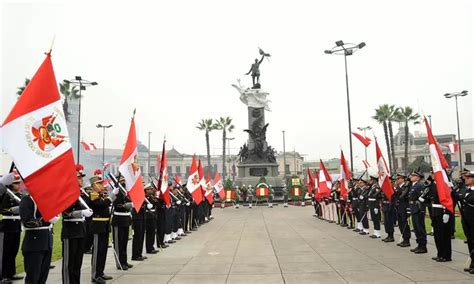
[318,160,332,197]
[198,159,205,201]
[213,171,225,200]
[375,138,393,200]
[186,155,203,205]
[0,53,79,220]
[339,150,351,200]
[118,113,145,212]
[306,168,314,196]
[157,140,170,206]
[352,132,372,147]
[425,118,454,213]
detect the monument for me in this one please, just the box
[232,48,282,189]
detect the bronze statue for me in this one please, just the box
[245,48,270,88]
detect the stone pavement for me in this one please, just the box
[44,205,473,283]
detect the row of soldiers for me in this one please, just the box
[0,164,214,284]
[312,169,474,274]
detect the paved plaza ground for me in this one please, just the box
[44,205,473,283]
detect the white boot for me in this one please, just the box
[235,204,240,209]
[249,203,252,208]
[284,203,288,207]
[171,232,177,239]
[221,203,225,208]
[178,228,184,236]
[164,234,171,243]
[268,203,273,208]
[301,201,305,206]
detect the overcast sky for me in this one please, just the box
[1,0,472,171]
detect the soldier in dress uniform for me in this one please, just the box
[111,175,134,270]
[461,170,474,274]
[20,189,58,284]
[131,192,147,261]
[344,181,354,229]
[394,173,411,247]
[382,176,396,243]
[358,179,370,235]
[0,172,24,283]
[155,188,169,249]
[89,176,113,283]
[408,171,428,254]
[145,185,159,254]
[61,165,93,283]
[367,175,382,239]
[351,179,362,232]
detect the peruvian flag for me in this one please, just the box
[0,53,79,220]
[118,112,145,212]
[314,170,322,202]
[204,171,213,204]
[157,140,170,206]
[81,141,97,151]
[318,160,332,197]
[306,168,314,196]
[375,138,393,200]
[446,143,459,154]
[339,150,351,200]
[352,132,372,147]
[186,155,203,205]
[198,159,206,201]
[213,171,225,200]
[425,118,454,213]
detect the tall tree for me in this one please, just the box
[372,104,393,172]
[215,117,234,181]
[395,106,420,173]
[16,78,30,97]
[196,119,217,174]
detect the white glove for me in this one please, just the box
[186,202,190,206]
[81,209,93,217]
[359,196,364,200]
[147,203,153,209]
[443,214,449,224]
[374,208,379,215]
[0,173,15,186]
[49,216,60,224]
[124,202,133,210]
[418,197,425,203]
[112,188,119,195]
[177,200,182,205]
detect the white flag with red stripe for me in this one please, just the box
[81,141,97,151]
[375,138,394,200]
[0,53,79,220]
[186,155,203,205]
[204,171,213,203]
[158,140,170,206]
[318,160,332,197]
[425,118,454,213]
[118,113,145,212]
[339,150,351,200]
[213,171,225,200]
[446,143,459,154]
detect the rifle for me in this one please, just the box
[108,173,152,205]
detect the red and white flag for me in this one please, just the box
[0,53,79,220]
[352,132,372,147]
[204,171,213,204]
[118,112,145,212]
[339,150,351,200]
[81,141,97,151]
[213,171,225,200]
[362,160,370,169]
[375,138,394,200]
[157,140,170,206]
[186,155,203,205]
[318,160,332,197]
[425,118,454,213]
[314,170,322,202]
[306,168,314,196]
[198,159,206,201]
[446,143,459,154]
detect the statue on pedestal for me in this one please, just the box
[244,47,271,89]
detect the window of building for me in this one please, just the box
[150,166,155,175]
[176,166,181,174]
[285,164,290,174]
[466,153,473,165]
[167,166,172,174]
[186,166,190,175]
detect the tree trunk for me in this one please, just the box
[404,123,409,173]
[383,121,392,173]
[222,129,226,181]
[388,120,397,172]
[206,130,211,174]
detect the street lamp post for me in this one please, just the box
[444,90,468,171]
[282,130,287,180]
[325,40,366,172]
[65,76,98,163]
[357,126,372,176]
[96,124,112,167]
[148,132,152,177]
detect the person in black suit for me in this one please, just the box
[408,171,428,254]
[461,171,474,274]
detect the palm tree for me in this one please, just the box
[59,80,79,122]
[387,105,399,172]
[394,106,420,173]
[372,104,393,172]
[215,117,235,181]
[196,119,217,174]
[16,78,30,97]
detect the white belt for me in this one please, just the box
[352,198,357,200]
[24,225,52,231]
[148,209,156,213]
[1,215,20,220]
[113,212,131,216]
[368,198,376,201]
[432,204,445,209]
[64,218,85,222]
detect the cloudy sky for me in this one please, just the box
[1,0,472,171]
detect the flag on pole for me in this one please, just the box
[0,53,79,220]
[81,141,97,151]
[214,171,225,200]
[186,155,203,205]
[198,159,205,201]
[425,118,454,213]
[204,171,213,204]
[339,150,351,200]
[352,132,372,147]
[118,112,145,212]
[375,138,393,200]
[157,140,170,206]
[306,168,314,196]
[314,170,322,202]
[446,143,459,154]
[318,160,332,197]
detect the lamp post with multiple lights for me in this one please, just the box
[444,90,469,170]
[96,124,112,167]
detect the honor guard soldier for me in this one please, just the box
[145,184,159,254]
[61,165,93,283]
[0,172,24,283]
[367,174,382,239]
[358,178,370,235]
[382,176,396,243]
[461,170,474,274]
[89,176,113,283]
[111,174,134,270]
[395,173,411,247]
[20,191,58,284]
[351,179,362,232]
[131,190,148,261]
[408,171,428,254]
[155,188,168,249]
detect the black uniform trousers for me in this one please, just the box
[359,204,369,229]
[145,217,156,252]
[132,219,145,258]
[0,231,21,279]
[156,208,166,246]
[369,205,381,231]
[83,218,93,253]
[382,203,396,236]
[91,232,109,280]
[397,203,411,241]
[61,237,84,284]
[432,212,453,260]
[112,226,129,267]
[23,249,51,284]
[461,213,474,265]
[411,211,427,247]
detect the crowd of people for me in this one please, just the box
[0,164,214,284]
[312,169,474,274]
